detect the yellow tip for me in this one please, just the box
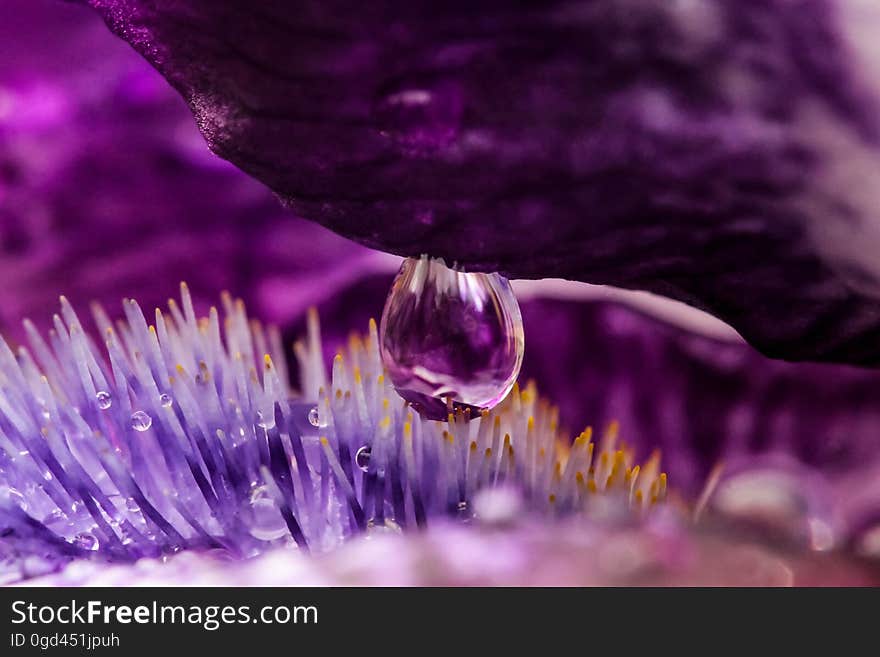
[320,437,329,446]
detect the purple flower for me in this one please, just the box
[4,0,880,586]
[2,285,669,582]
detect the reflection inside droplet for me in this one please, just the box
[379,256,524,420]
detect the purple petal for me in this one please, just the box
[83,0,880,364]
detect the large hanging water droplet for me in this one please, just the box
[379,256,524,420]
[96,390,112,410]
[130,410,152,432]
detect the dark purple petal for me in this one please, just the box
[83,0,880,364]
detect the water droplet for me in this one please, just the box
[73,532,99,551]
[96,390,112,409]
[473,486,522,525]
[355,446,372,472]
[42,509,64,525]
[366,518,402,536]
[854,523,880,559]
[374,81,463,155]
[159,393,173,408]
[130,410,152,432]
[379,256,524,420]
[0,486,26,510]
[308,406,324,427]
[247,485,288,541]
[256,410,275,429]
[710,462,837,551]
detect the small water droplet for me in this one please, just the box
[159,393,173,408]
[374,81,463,155]
[256,410,275,429]
[247,485,288,541]
[42,509,64,525]
[308,406,324,427]
[96,390,112,410]
[0,486,26,510]
[366,517,402,536]
[711,462,837,550]
[379,256,524,420]
[473,486,522,525]
[355,446,372,472]
[73,532,99,551]
[42,470,53,482]
[130,410,152,432]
